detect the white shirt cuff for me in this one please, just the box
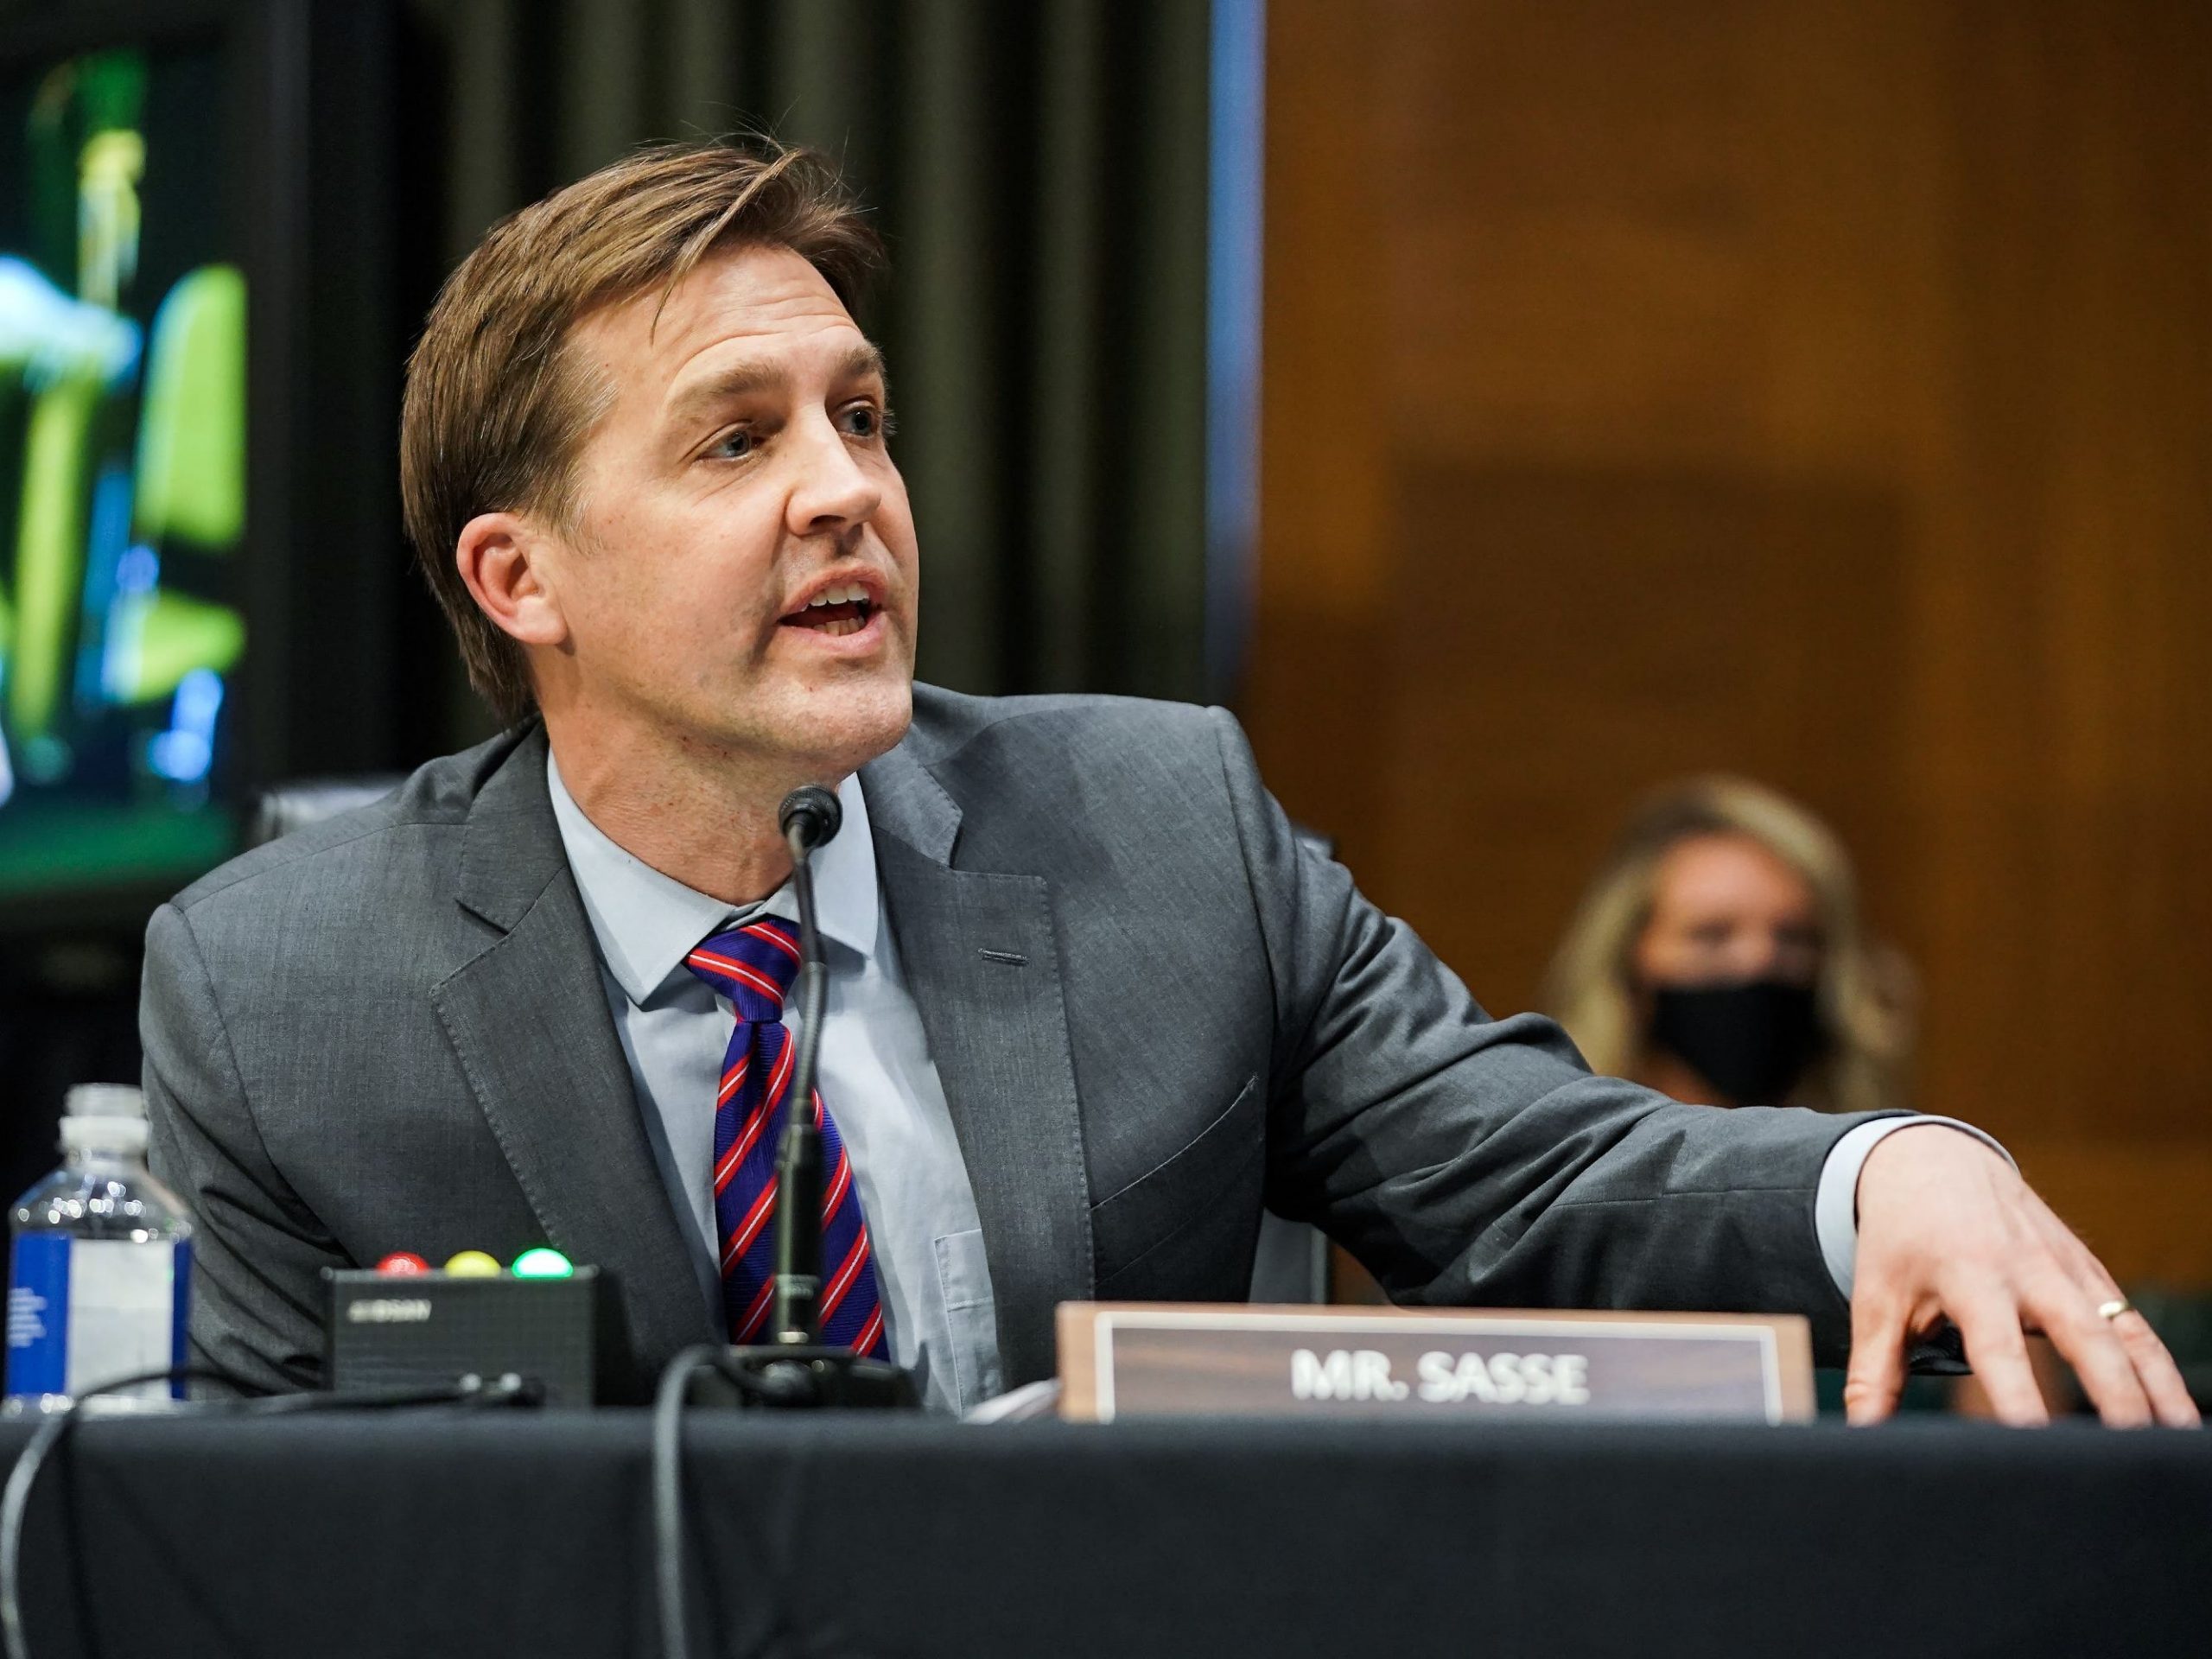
[1814,1116,2014,1300]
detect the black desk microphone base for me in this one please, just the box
[681,1344,918,1411]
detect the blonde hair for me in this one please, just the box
[400,141,881,721]
[1540,776,1913,1115]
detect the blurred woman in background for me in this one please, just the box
[1542,776,2101,1415]
[1541,775,1912,1114]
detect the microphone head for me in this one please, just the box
[779,784,843,852]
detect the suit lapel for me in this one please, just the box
[863,744,1095,1388]
[430,727,715,1379]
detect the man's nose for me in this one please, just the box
[785,416,882,537]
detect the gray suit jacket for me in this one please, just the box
[143,687,1876,1396]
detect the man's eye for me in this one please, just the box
[840,403,894,441]
[708,429,756,460]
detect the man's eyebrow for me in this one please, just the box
[664,342,890,427]
[824,341,893,407]
[664,359,786,425]
[835,341,890,389]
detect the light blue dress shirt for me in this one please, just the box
[546,756,1003,1414]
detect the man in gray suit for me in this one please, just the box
[143,144,2193,1424]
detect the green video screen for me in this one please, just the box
[0,42,241,904]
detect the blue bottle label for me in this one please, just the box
[172,1241,193,1392]
[6,1235,73,1398]
[5,1235,192,1401]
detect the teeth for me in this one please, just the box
[804,582,868,608]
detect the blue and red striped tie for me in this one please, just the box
[684,917,887,1357]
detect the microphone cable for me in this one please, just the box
[651,1344,810,1659]
[651,1348,718,1659]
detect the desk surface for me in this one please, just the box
[3,1413,2207,1657]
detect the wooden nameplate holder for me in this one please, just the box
[1055,1303,1815,1423]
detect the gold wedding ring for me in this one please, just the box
[2096,1296,2135,1321]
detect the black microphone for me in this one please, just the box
[767,785,840,1344]
[777,784,842,854]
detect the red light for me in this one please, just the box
[376,1252,430,1275]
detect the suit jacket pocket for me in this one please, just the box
[1090,1075,1263,1294]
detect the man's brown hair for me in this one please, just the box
[399,142,881,721]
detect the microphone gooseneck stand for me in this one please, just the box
[707,783,915,1409]
[653,785,918,1657]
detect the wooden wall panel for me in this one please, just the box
[1250,0,2212,1283]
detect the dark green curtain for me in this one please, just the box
[404,0,1212,740]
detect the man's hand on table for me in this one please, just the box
[1845,1123,2199,1427]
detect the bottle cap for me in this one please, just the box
[60,1115,149,1155]
[66,1084,145,1119]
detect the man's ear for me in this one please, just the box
[454,511,569,650]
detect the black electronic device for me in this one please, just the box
[322,1267,617,1408]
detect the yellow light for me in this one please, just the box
[443,1250,501,1277]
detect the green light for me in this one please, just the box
[511,1248,574,1280]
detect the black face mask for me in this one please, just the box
[1646,978,1823,1106]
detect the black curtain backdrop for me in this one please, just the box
[400,0,1214,747]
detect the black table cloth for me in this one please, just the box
[3,1412,2206,1657]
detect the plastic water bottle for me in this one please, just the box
[4,1084,194,1414]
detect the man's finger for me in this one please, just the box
[2109,1313,2201,1427]
[1842,1287,1909,1426]
[2042,1218,2201,1427]
[2027,1277,2151,1427]
[1947,1280,2048,1427]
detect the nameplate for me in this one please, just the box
[1055,1303,1814,1423]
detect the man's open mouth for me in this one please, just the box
[780,582,875,639]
